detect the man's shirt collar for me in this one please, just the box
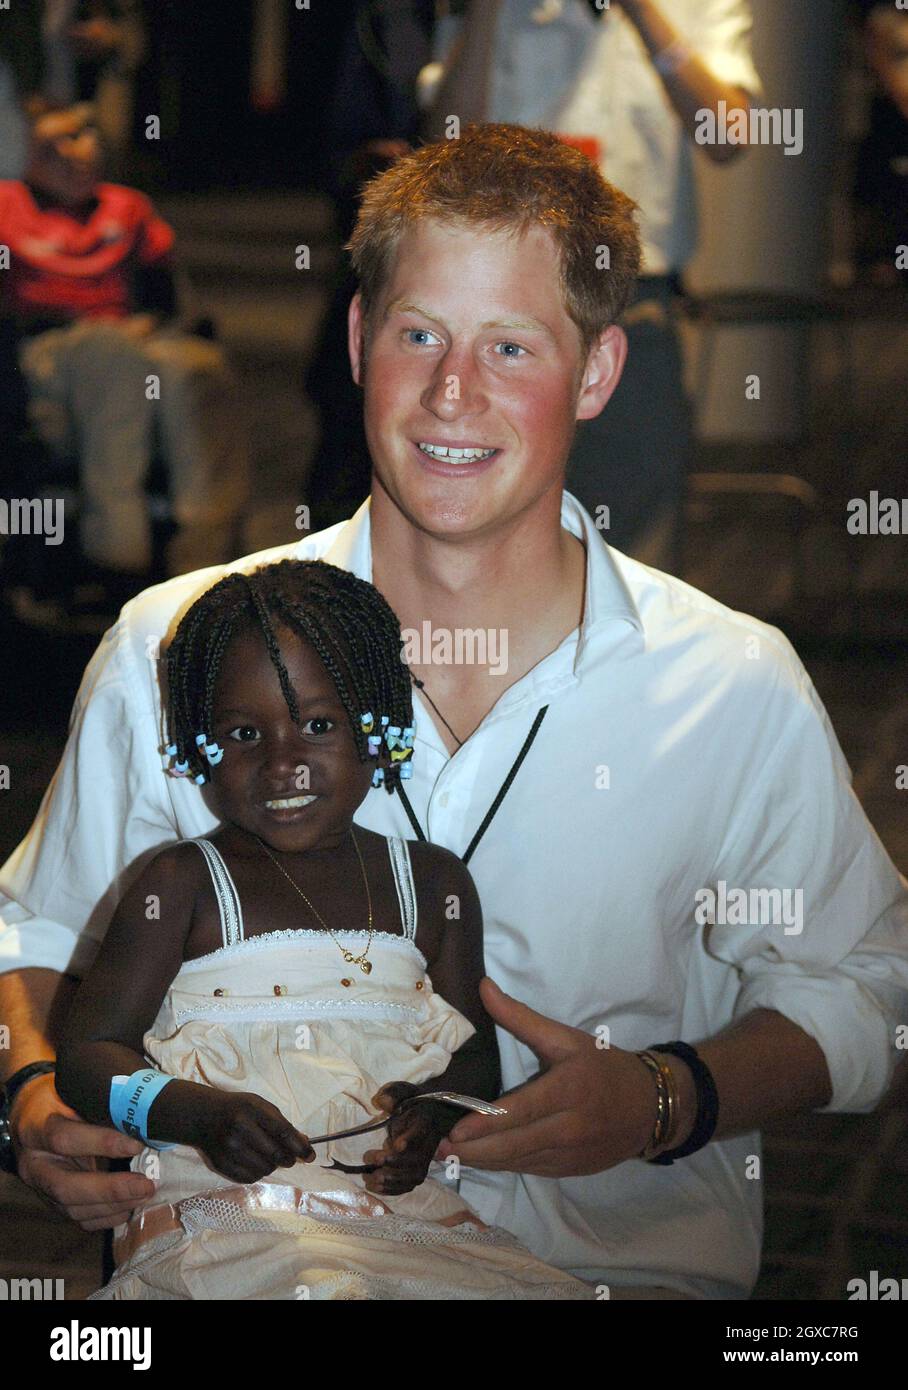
[312,489,645,678]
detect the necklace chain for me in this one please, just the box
[253,827,375,974]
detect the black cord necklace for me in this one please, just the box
[400,669,548,866]
[409,673,464,749]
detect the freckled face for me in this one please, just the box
[350,218,595,541]
[206,624,373,854]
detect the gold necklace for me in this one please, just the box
[253,828,374,974]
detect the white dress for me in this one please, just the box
[93,835,591,1300]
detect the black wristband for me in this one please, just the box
[2,1060,56,1109]
[0,1061,56,1176]
[644,1041,718,1165]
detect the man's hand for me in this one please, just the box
[434,979,669,1178]
[11,1073,155,1232]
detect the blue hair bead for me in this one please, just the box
[367,735,381,756]
[372,768,385,786]
[174,759,189,774]
[380,715,389,728]
[206,746,224,766]
[195,733,207,747]
[399,763,414,780]
[360,711,374,733]
[193,772,206,785]
[164,743,178,757]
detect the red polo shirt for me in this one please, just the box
[0,181,175,323]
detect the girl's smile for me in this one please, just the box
[260,792,321,825]
[206,622,374,856]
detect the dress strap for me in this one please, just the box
[184,839,245,949]
[386,836,418,942]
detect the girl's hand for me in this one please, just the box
[361,1082,460,1197]
[184,1088,316,1184]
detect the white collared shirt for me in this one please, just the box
[430,0,763,274]
[2,494,906,1297]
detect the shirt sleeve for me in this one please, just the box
[0,614,177,979]
[705,642,908,1113]
[135,195,176,267]
[688,0,764,100]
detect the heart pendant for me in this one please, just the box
[360,960,372,975]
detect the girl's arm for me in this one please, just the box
[56,844,314,1179]
[408,843,501,1110]
[362,845,501,1193]
[55,843,209,1145]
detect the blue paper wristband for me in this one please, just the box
[110,1069,177,1151]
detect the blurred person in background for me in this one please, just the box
[853,1,908,285]
[0,103,249,614]
[0,0,146,180]
[305,0,436,529]
[422,0,762,570]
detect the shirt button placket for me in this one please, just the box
[426,740,483,853]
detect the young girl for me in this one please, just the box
[57,559,590,1300]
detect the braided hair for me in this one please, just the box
[163,559,414,792]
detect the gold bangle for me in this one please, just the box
[655,1053,679,1150]
[639,1050,684,1158]
[637,1050,669,1159]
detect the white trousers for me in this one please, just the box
[19,319,250,576]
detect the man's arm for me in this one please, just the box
[434,986,833,1176]
[439,643,908,1176]
[0,614,182,1223]
[661,1007,832,1151]
[0,968,69,1080]
[1,959,153,1232]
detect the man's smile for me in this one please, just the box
[410,439,502,476]
[417,441,498,461]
